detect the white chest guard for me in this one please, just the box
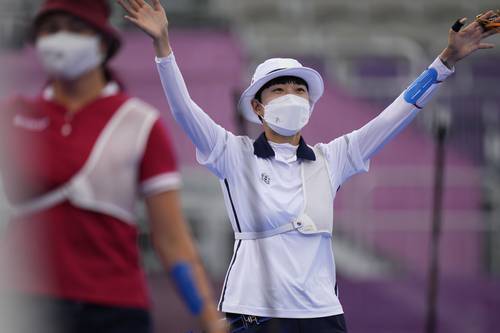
[235,146,334,240]
[10,98,159,225]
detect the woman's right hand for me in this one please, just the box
[117,0,172,56]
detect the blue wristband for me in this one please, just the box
[170,262,204,315]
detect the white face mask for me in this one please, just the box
[262,94,311,136]
[36,32,104,80]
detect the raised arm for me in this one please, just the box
[117,0,227,158]
[117,1,228,331]
[355,12,500,161]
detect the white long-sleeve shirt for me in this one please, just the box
[155,54,453,318]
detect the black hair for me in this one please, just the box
[254,75,309,103]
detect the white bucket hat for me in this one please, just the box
[238,58,324,124]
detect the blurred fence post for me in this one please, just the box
[482,102,500,275]
[425,107,451,333]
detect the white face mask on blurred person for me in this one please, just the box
[36,32,104,80]
[262,94,311,136]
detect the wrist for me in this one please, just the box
[153,28,171,58]
[439,47,458,69]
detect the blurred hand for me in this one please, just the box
[204,318,230,333]
[117,0,171,56]
[200,306,229,333]
[440,10,500,67]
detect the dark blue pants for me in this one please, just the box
[2,294,152,333]
[226,313,348,333]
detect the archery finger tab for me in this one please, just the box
[452,18,466,32]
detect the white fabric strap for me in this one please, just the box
[234,222,297,240]
[10,98,159,223]
[10,186,68,218]
[234,147,334,241]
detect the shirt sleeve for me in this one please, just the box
[139,118,182,197]
[318,57,454,188]
[355,56,454,161]
[317,130,371,189]
[155,52,236,179]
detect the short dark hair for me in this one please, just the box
[254,76,309,103]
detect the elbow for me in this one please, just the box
[167,99,197,120]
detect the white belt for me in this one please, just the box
[234,214,330,240]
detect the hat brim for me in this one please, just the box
[238,67,324,124]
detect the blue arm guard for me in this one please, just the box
[404,67,439,108]
[170,262,204,315]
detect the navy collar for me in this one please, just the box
[253,133,316,161]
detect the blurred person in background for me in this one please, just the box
[119,0,500,332]
[0,0,227,332]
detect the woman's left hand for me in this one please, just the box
[440,10,500,68]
